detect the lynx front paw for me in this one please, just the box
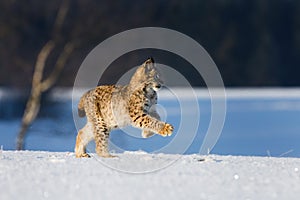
[158,123,174,137]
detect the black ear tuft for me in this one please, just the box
[149,57,154,63]
[144,57,155,68]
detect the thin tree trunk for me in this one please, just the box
[16,0,72,150]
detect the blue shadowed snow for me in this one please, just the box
[0,88,300,157]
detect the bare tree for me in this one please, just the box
[16,0,75,150]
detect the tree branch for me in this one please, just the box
[40,42,75,91]
[16,0,71,150]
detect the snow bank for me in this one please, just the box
[1,151,299,200]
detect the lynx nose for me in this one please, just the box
[153,84,161,91]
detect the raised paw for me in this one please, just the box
[158,123,174,137]
[76,153,91,158]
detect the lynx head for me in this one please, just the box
[129,58,162,91]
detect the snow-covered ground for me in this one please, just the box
[0,150,300,200]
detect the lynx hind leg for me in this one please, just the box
[95,132,117,158]
[75,122,94,158]
[94,123,117,158]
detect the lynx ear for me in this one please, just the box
[144,57,155,72]
[149,57,154,63]
[144,57,154,65]
[134,65,145,76]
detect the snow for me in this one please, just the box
[1,151,300,200]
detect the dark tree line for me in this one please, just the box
[1,0,300,87]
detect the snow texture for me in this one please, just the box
[1,151,300,200]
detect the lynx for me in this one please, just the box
[75,58,174,158]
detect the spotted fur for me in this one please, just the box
[75,58,174,158]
